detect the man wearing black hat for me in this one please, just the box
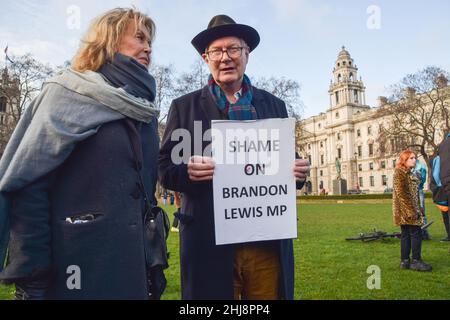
[159,15,310,300]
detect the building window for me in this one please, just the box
[0,115,4,125]
[382,175,387,186]
[335,92,339,104]
[308,144,311,150]
[318,123,322,129]
[357,129,361,137]
[369,144,374,156]
[359,177,363,188]
[0,97,6,113]
[381,161,386,169]
[358,145,362,157]
[337,132,341,140]
[320,141,323,148]
[369,162,374,170]
[370,176,375,187]
[390,139,395,153]
[308,155,312,166]
[358,164,362,172]
[392,159,397,168]
[337,148,342,159]
[368,126,372,135]
[354,90,358,103]
[320,170,323,177]
[336,112,340,119]
[321,155,324,165]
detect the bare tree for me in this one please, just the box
[149,63,176,124]
[375,66,450,170]
[0,53,54,155]
[55,60,72,73]
[174,58,209,98]
[0,54,54,122]
[253,76,304,120]
[252,76,306,155]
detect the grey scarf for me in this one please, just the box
[0,68,159,192]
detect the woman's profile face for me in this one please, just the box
[117,20,152,68]
[405,154,417,169]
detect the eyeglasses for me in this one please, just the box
[205,46,247,61]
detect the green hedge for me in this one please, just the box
[297,192,433,201]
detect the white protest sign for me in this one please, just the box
[211,118,297,245]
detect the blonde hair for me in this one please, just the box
[72,8,156,72]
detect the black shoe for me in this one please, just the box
[400,259,410,269]
[410,259,432,272]
[440,237,450,242]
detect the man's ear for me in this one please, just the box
[201,53,208,63]
[244,50,250,65]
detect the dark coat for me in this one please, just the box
[158,86,300,300]
[439,135,450,197]
[1,118,159,299]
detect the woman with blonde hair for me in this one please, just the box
[0,8,166,299]
[393,150,432,272]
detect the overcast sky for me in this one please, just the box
[1,0,449,118]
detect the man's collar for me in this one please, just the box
[233,88,243,101]
[201,81,264,102]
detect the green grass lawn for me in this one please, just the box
[1,199,449,300]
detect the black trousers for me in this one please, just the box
[443,212,450,237]
[172,216,179,228]
[172,208,180,228]
[400,225,422,260]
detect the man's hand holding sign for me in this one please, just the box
[188,156,215,181]
[188,152,309,182]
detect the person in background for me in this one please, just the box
[429,137,450,242]
[171,192,181,233]
[412,159,430,240]
[162,189,168,205]
[437,133,450,252]
[436,205,450,242]
[393,150,432,272]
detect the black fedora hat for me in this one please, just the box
[191,14,260,55]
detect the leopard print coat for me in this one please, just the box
[392,167,423,226]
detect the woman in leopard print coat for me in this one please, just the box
[392,150,432,272]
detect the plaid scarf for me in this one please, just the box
[208,74,257,120]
